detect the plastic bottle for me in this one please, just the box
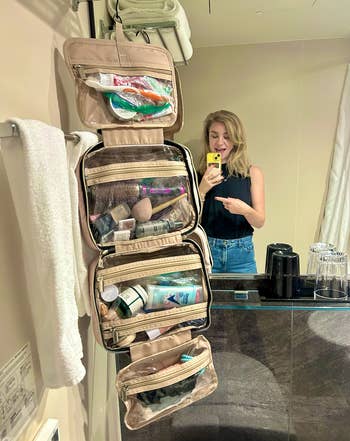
[135,220,183,238]
[111,285,148,318]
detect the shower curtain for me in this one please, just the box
[319,64,350,257]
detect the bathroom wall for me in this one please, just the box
[0,2,121,441]
[1,3,349,440]
[176,38,350,272]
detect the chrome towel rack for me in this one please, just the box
[0,121,80,143]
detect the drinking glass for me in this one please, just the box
[307,242,336,277]
[314,252,348,300]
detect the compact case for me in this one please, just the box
[64,24,217,430]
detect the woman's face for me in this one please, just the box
[208,121,234,164]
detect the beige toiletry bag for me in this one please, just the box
[64,25,217,430]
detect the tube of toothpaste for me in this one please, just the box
[145,285,203,311]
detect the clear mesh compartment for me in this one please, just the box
[85,145,195,244]
[97,266,207,348]
[84,73,175,122]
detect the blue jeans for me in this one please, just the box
[208,235,257,273]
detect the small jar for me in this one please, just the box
[111,285,148,318]
[100,284,119,303]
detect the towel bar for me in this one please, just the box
[0,121,81,143]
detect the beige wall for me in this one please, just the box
[176,38,350,272]
[0,2,121,441]
[1,2,349,439]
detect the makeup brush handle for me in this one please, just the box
[151,193,187,215]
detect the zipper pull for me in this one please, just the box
[98,254,105,269]
[97,275,104,293]
[112,329,119,345]
[73,64,86,79]
[120,384,129,401]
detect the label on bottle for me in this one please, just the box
[145,285,203,310]
[118,285,148,316]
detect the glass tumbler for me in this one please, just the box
[314,252,348,300]
[307,242,336,277]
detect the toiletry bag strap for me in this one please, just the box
[101,127,164,147]
[113,231,183,255]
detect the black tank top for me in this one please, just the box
[199,164,254,239]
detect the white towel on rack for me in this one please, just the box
[0,118,85,388]
[66,131,99,317]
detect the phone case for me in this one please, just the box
[207,152,221,170]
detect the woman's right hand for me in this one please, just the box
[199,164,224,196]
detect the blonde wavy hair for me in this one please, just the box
[199,110,251,177]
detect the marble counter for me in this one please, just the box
[118,276,350,441]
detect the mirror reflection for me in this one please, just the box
[197,110,265,273]
[93,0,350,273]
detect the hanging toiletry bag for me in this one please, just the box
[117,331,217,430]
[64,24,217,430]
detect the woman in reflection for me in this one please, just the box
[198,110,265,273]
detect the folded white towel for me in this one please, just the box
[66,131,100,317]
[0,119,86,388]
[118,0,190,32]
[108,0,193,63]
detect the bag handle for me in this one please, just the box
[114,21,128,44]
[113,21,130,65]
[102,127,164,146]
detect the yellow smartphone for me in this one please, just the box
[207,152,222,170]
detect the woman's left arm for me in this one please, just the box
[215,165,265,228]
[244,165,265,228]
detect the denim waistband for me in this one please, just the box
[208,235,253,247]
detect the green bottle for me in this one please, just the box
[111,285,148,318]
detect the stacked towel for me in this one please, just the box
[1,119,86,388]
[107,0,193,64]
[66,131,100,317]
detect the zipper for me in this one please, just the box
[96,254,202,291]
[73,64,172,80]
[86,161,187,186]
[120,350,209,401]
[103,302,206,341]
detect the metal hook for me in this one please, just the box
[113,0,122,24]
[136,29,151,44]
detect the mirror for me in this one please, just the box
[91,0,349,272]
